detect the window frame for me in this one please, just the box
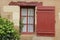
[20,6,35,34]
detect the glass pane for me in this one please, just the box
[28,17,33,24]
[22,25,26,32]
[21,8,27,16]
[28,25,33,32]
[22,17,27,24]
[28,9,34,16]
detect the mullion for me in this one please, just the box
[22,23,34,25]
[21,15,34,17]
[27,8,28,32]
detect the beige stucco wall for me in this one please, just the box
[0,0,60,40]
[3,6,20,32]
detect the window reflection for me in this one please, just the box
[28,25,33,32]
[22,25,27,32]
[28,17,33,24]
[22,17,27,24]
[28,9,34,16]
[21,8,27,16]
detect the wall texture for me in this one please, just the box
[0,0,60,40]
[3,6,20,32]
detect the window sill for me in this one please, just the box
[21,32,35,34]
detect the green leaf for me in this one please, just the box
[0,17,20,40]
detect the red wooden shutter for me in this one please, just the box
[36,6,55,36]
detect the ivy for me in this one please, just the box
[19,19,23,34]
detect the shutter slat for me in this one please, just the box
[36,6,55,36]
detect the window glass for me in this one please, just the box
[28,17,33,24]
[28,9,34,16]
[22,25,26,32]
[22,17,27,24]
[21,8,27,16]
[28,25,33,32]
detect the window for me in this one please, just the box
[20,6,35,33]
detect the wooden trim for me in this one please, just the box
[9,1,42,6]
[37,6,55,11]
[26,7,28,33]
[36,6,55,36]
[20,7,35,34]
